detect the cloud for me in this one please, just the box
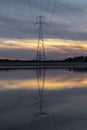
[0,0,87,59]
[0,38,87,60]
[0,15,35,39]
[0,0,87,41]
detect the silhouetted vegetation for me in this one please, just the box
[0,56,87,67]
[0,56,87,62]
[63,56,87,62]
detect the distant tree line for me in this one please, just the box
[63,56,87,62]
[0,56,87,62]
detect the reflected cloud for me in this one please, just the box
[0,69,87,90]
[1,69,87,130]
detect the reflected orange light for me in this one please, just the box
[0,76,87,90]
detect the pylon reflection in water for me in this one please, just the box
[34,68,48,117]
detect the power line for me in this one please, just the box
[27,0,58,26]
[27,0,35,23]
[47,0,51,10]
[48,0,58,26]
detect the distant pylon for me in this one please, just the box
[35,16,47,61]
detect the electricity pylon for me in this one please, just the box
[35,16,47,61]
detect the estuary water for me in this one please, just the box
[0,68,87,130]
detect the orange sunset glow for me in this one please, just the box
[0,38,87,60]
[0,38,87,50]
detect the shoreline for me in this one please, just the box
[0,62,87,69]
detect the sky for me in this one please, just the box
[0,0,87,59]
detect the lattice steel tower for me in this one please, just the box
[35,16,47,61]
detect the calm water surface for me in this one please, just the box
[0,68,87,130]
